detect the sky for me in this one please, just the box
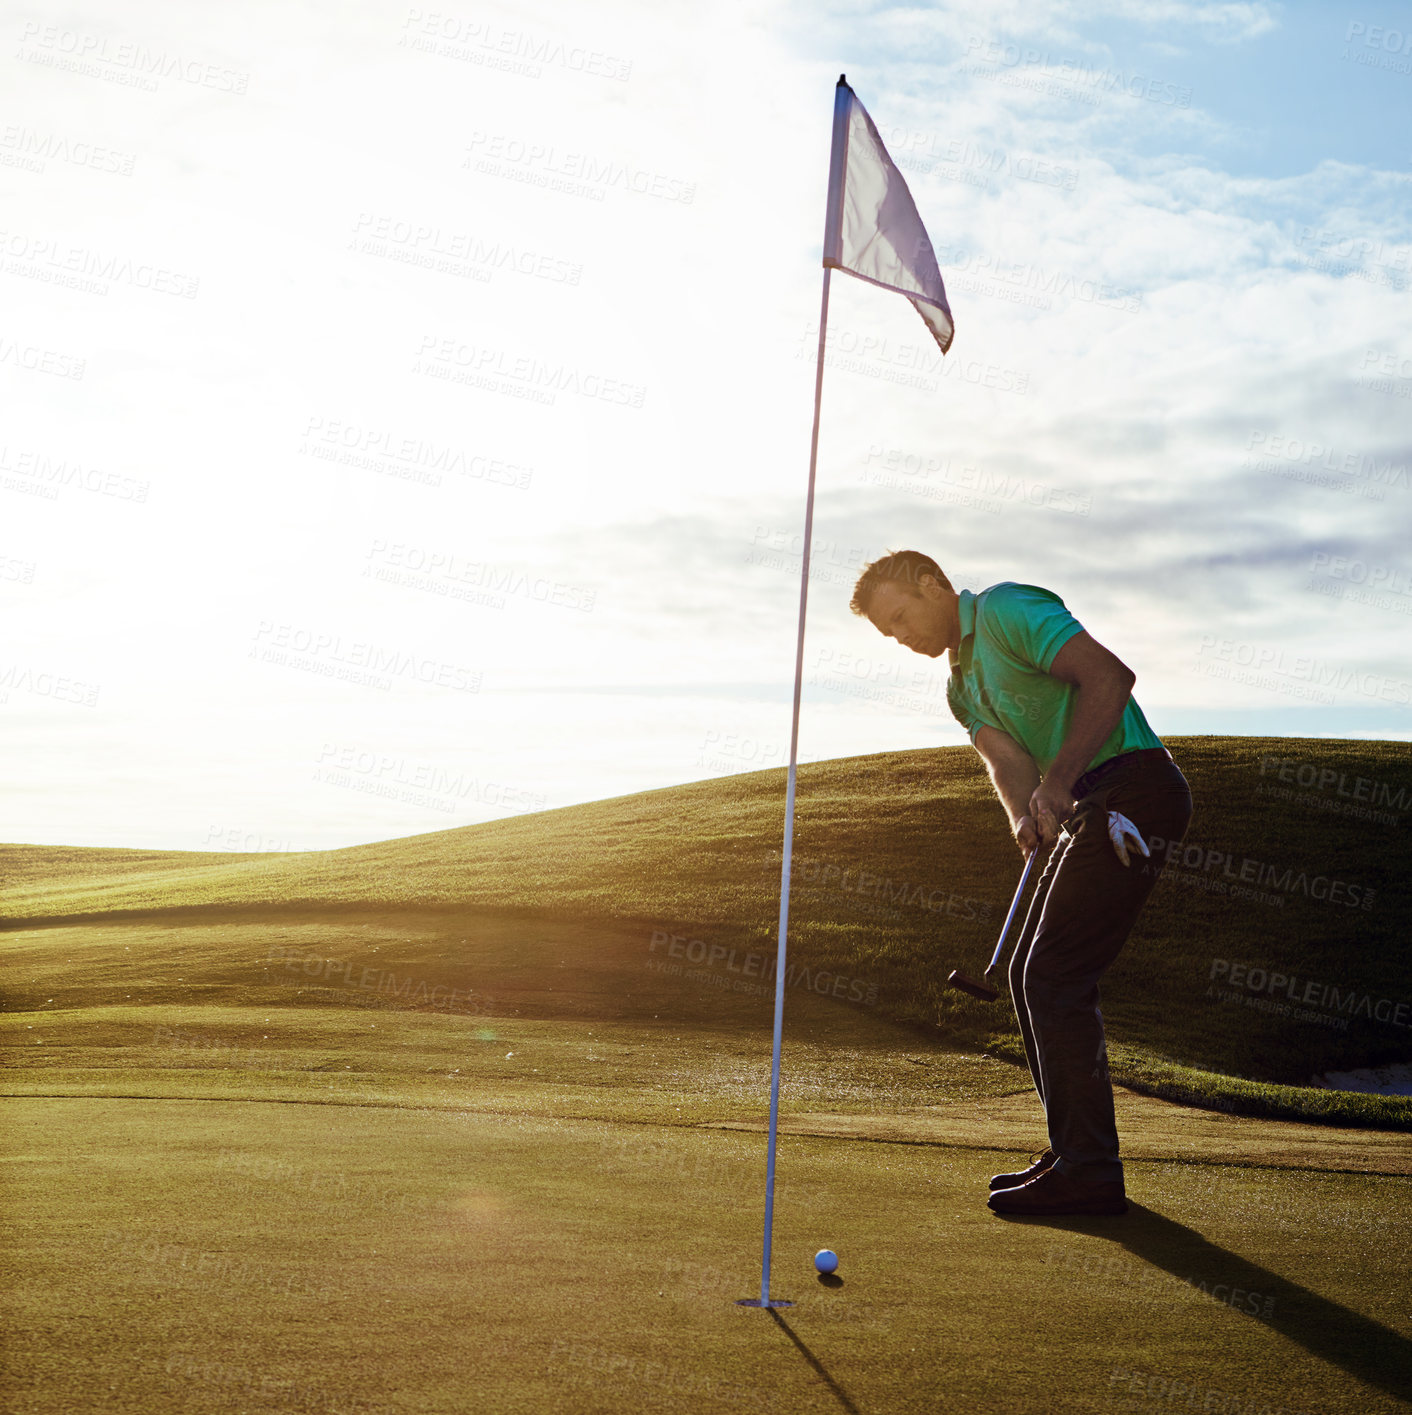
[3,0,1409,851]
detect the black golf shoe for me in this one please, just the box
[989,1149,1056,1191]
[987,1166,1128,1216]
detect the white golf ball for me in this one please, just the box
[814,1249,839,1274]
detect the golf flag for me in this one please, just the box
[742,75,957,1313]
[823,77,954,354]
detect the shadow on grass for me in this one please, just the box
[768,1309,862,1415]
[1002,1202,1412,1404]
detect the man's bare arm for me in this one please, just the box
[973,725,1042,856]
[1029,630,1136,840]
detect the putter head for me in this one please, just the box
[947,969,999,1003]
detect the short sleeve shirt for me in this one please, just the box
[946,582,1164,776]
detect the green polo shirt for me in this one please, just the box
[945,582,1163,777]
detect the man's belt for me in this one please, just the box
[1073,746,1174,799]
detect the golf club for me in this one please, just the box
[947,846,1042,1002]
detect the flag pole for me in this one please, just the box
[739,74,852,1313]
[738,72,952,1309]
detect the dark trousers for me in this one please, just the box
[1007,748,1193,1184]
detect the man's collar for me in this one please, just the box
[956,588,976,644]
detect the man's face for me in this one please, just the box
[867,578,949,657]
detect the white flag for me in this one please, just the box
[823,76,954,354]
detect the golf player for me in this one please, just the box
[850,550,1192,1216]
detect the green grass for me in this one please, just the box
[0,999,1032,1126]
[4,736,1409,1125]
[4,732,1411,1415]
[990,1038,1411,1131]
[3,1091,1409,1415]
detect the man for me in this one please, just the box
[850,549,1192,1216]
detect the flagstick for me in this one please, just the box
[738,263,834,1312]
[738,75,851,1316]
[740,73,951,1310]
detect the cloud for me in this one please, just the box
[1080,1,1280,45]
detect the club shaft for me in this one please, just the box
[985,848,1040,975]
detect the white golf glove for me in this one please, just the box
[1107,811,1150,867]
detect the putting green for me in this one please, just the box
[3,880,1410,1411]
[3,1077,1410,1413]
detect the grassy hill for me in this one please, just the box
[3,736,1409,1126]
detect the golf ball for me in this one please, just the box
[814,1249,839,1274]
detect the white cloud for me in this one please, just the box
[1083,1,1280,44]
